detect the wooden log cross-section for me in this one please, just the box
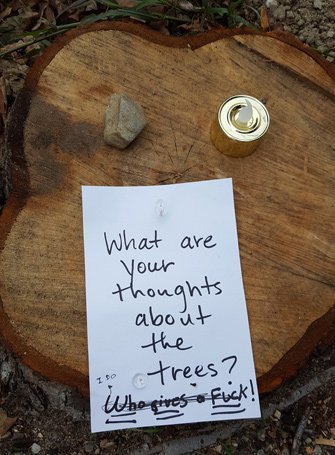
[0,23,334,397]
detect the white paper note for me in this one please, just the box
[82,179,261,432]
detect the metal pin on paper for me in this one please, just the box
[133,373,147,389]
[156,199,167,217]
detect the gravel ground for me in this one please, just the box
[243,0,335,61]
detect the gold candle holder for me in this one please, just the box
[210,95,270,158]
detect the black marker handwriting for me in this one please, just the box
[112,275,222,313]
[141,331,192,353]
[102,379,256,425]
[135,305,212,328]
[104,230,162,255]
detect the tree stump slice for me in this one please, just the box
[1,23,334,396]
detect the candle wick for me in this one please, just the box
[237,99,253,125]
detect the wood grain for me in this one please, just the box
[1,23,334,395]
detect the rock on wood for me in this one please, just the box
[104,93,146,149]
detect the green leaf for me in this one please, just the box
[134,0,167,11]
[95,0,120,7]
[206,7,229,16]
[228,0,243,14]
[232,13,258,28]
[57,0,94,17]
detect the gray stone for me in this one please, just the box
[265,0,278,8]
[83,442,95,453]
[100,440,115,449]
[103,94,146,149]
[317,45,327,54]
[327,30,335,38]
[313,445,322,455]
[313,0,322,9]
[257,429,266,442]
[273,409,281,420]
[31,444,41,454]
[273,5,286,20]
[0,432,11,440]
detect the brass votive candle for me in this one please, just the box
[210,95,270,157]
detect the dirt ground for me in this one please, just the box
[0,0,334,454]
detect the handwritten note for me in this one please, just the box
[82,179,260,432]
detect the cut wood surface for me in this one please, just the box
[0,23,334,396]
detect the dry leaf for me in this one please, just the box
[50,0,65,16]
[25,42,46,58]
[260,5,270,31]
[19,6,39,23]
[178,18,204,33]
[0,76,7,134]
[85,0,98,12]
[67,10,81,21]
[7,0,39,13]
[25,0,41,7]
[0,6,12,20]
[315,438,335,447]
[115,0,139,8]
[178,1,195,10]
[0,77,6,115]
[147,4,165,14]
[0,408,17,436]
[0,60,29,96]
[149,21,170,35]
[44,6,56,24]
[31,2,49,31]
[178,1,201,12]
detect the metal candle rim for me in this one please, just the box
[217,95,270,143]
